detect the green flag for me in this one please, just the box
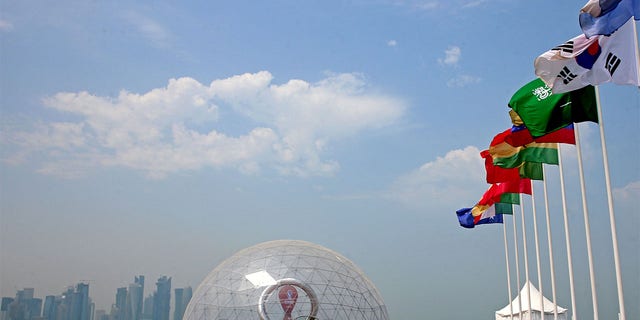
[508,79,598,137]
[500,193,520,205]
[493,142,559,169]
[519,161,543,181]
[495,202,513,215]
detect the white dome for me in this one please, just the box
[183,240,389,320]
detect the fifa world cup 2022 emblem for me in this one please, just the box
[278,285,298,320]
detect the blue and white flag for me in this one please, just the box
[579,0,640,37]
[535,19,639,93]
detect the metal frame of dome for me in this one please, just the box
[182,240,389,320]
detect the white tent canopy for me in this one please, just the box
[495,281,567,320]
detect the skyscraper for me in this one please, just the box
[172,288,191,320]
[151,277,170,320]
[58,287,74,320]
[112,288,127,320]
[180,288,190,311]
[6,288,41,320]
[42,296,56,320]
[1,298,14,320]
[72,283,90,320]
[125,276,144,320]
[141,296,153,320]
[171,290,181,320]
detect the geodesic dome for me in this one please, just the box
[182,240,389,320]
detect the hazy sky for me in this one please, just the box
[1,1,638,319]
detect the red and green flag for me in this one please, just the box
[489,129,559,169]
[481,149,543,183]
[493,142,559,169]
[476,178,532,208]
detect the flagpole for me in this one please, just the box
[542,168,558,320]
[512,205,523,319]
[503,220,514,320]
[530,181,544,318]
[594,85,626,320]
[633,19,640,87]
[574,124,599,320]
[557,146,577,320]
[519,193,532,319]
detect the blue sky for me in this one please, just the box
[1,1,638,319]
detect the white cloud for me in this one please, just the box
[462,0,488,8]
[0,19,13,32]
[614,181,640,201]
[123,11,172,48]
[438,46,461,66]
[387,146,485,209]
[387,39,397,47]
[3,71,405,178]
[447,74,481,87]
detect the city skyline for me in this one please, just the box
[2,277,192,320]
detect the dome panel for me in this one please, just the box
[183,240,389,320]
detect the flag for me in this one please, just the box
[481,149,543,183]
[489,128,560,168]
[473,203,513,220]
[506,118,576,146]
[476,179,532,207]
[580,0,639,37]
[493,142,559,169]
[508,78,598,137]
[534,19,639,93]
[456,207,508,229]
[499,193,521,204]
[506,122,535,147]
[535,124,576,144]
[456,180,526,229]
[581,0,624,16]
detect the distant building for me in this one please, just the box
[52,283,92,320]
[57,287,74,320]
[1,297,15,320]
[6,288,41,320]
[27,299,42,320]
[42,296,56,320]
[172,288,191,320]
[151,277,170,320]
[180,289,190,312]
[70,283,90,320]
[125,276,144,320]
[141,296,153,320]
[172,290,181,320]
[112,288,127,320]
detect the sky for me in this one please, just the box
[0,0,639,319]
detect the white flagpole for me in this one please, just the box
[542,168,558,320]
[503,220,514,320]
[633,19,640,88]
[530,182,544,318]
[512,206,523,319]
[595,85,626,320]
[557,146,577,320]
[574,124,599,320]
[519,193,532,319]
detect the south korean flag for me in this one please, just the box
[534,18,640,94]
